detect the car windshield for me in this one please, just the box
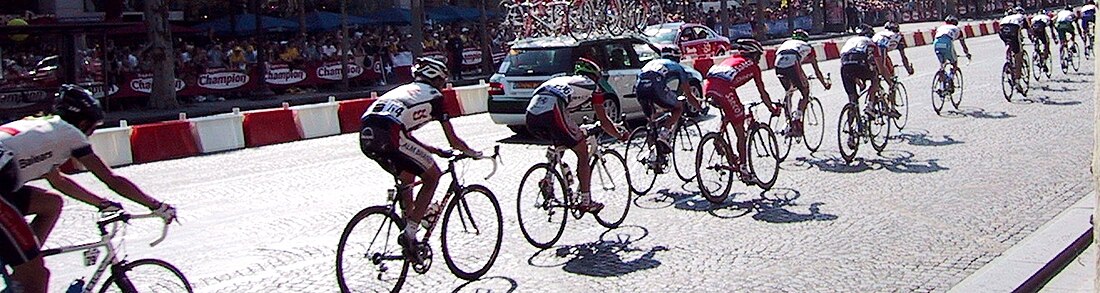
[502,47,574,76]
[644,27,678,44]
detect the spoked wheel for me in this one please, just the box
[950,66,965,109]
[1042,51,1053,79]
[837,103,860,164]
[869,98,891,153]
[802,97,825,153]
[99,259,193,293]
[441,185,503,280]
[1020,53,1031,96]
[931,70,948,114]
[1070,44,1082,72]
[1060,48,1071,74]
[1031,51,1045,81]
[769,96,794,162]
[1001,62,1015,102]
[516,164,568,249]
[336,206,409,293]
[590,149,631,228]
[671,120,704,182]
[747,126,780,190]
[889,81,909,130]
[695,132,735,204]
[624,127,657,195]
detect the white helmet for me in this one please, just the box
[412,57,448,81]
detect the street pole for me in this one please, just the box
[340,0,350,91]
[411,0,425,57]
[480,0,494,76]
[254,0,274,97]
[721,0,730,37]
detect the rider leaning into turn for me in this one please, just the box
[703,38,781,183]
[999,7,1030,88]
[1079,1,1096,36]
[772,29,831,137]
[0,85,178,293]
[358,57,482,259]
[840,25,891,120]
[1055,5,1079,54]
[634,47,702,153]
[871,21,914,119]
[1030,10,1055,62]
[933,16,973,77]
[524,58,626,214]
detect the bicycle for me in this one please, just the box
[837,84,892,164]
[880,71,909,130]
[1002,48,1032,102]
[624,108,704,195]
[770,74,830,162]
[695,101,780,204]
[931,56,969,114]
[336,147,503,293]
[1084,23,1094,59]
[517,123,630,249]
[1,212,192,293]
[1031,40,1053,81]
[1058,38,1081,74]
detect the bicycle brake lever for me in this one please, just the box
[484,146,500,180]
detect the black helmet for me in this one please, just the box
[884,21,900,32]
[945,15,959,24]
[55,84,104,127]
[660,47,682,61]
[412,57,448,81]
[857,24,875,37]
[735,38,764,54]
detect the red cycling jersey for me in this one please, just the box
[703,55,762,125]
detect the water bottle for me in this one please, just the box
[66,278,85,293]
[561,162,575,188]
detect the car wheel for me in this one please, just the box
[603,97,622,123]
[687,82,708,117]
[508,125,529,136]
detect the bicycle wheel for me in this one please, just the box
[1070,43,1082,71]
[336,206,408,293]
[591,149,631,228]
[605,0,626,36]
[1020,53,1031,95]
[890,81,909,130]
[747,126,779,190]
[1060,48,1071,74]
[441,184,503,280]
[1001,62,1014,102]
[869,98,891,153]
[624,126,657,195]
[695,132,734,203]
[931,70,947,114]
[99,259,192,293]
[769,96,794,162]
[1031,50,1044,81]
[671,119,703,182]
[837,103,859,164]
[802,97,825,153]
[950,66,965,109]
[516,163,568,249]
[1042,51,1053,78]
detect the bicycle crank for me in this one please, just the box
[411,242,433,274]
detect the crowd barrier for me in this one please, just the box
[337,96,376,134]
[191,111,246,153]
[292,97,342,139]
[242,104,302,147]
[130,119,200,164]
[88,121,134,167]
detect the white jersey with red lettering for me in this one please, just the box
[526,75,598,115]
[774,39,815,68]
[363,82,448,131]
[0,116,92,189]
[872,30,905,51]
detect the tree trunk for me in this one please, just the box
[144,0,179,109]
[411,0,425,57]
[299,0,307,36]
[480,0,494,76]
[812,0,824,33]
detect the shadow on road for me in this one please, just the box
[892,129,964,147]
[453,276,518,293]
[702,188,838,223]
[526,225,667,278]
[796,150,948,174]
[1017,95,1083,106]
[942,107,1015,119]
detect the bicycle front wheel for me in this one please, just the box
[336,206,408,293]
[769,97,794,162]
[624,127,657,195]
[950,66,965,109]
[1071,44,1082,71]
[890,81,909,130]
[748,126,780,190]
[837,103,860,164]
[591,149,631,228]
[931,70,947,114]
[516,163,568,249]
[99,259,192,293]
[802,97,825,153]
[1031,51,1044,81]
[442,184,503,280]
[695,132,734,203]
[1001,62,1014,102]
[869,99,891,153]
[672,119,704,182]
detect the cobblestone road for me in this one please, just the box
[35,34,1095,292]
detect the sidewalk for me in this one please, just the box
[1040,245,1096,292]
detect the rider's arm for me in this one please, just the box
[592,95,624,140]
[959,38,972,56]
[439,120,479,156]
[753,72,777,113]
[43,169,106,206]
[678,78,702,109]
[809,58,830,88]
[76,153,163,209]
[897,45,914,74]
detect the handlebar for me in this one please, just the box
[443,145,501,180]
[97,212,171,247]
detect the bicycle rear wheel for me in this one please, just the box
[441,184,503,280]
[99,259,193,293]
[671,119,703,182]
[516,164,568,249]
[802,97,825,153]
[1070,43,1082,71]
[747,126,780,190]
[950,66,965,109]
[869,99,891,153]
[769,96,794,162]
[624,126,657,195]
[695,132,734,203]
[1020,53,1031,96]
[837,103,860,164]
[591,149,631,228]
[931,70,947,114]
[1001,62,1014,102]
[336,206,408,293]
[1031,50,1044,81]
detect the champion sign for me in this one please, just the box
[461,49,483,66]
[316,63,363,81]
[265,67,308,85]
[131,77,186,94]
[198,71,250,90]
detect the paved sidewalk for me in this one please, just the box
[1041,245,1096,292]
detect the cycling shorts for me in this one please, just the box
[841,63,877,102]
[1056,21,1076,42]
[774,65,807,94]
[1083,14,1096,29]
[702,78,746,126]
[0,159,40,267]
[999,24,1023,54]
[359,115,435,176]
[525,93,585,148]
[933,36,958,64]
[635,72,681,118]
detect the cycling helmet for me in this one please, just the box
[412,57,448,81]
[857,24,875,37]
[55,84,104,127]
[660,47,682,62]
[884,21,900,32]
[574,57,602,80]
[945,15,959,24]
[735,38,764,54]
[1014,6,1024,14]
[791,29,809,41]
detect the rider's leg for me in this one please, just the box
[21,187,62,244]
[406,165,441,237]
[11,257,49,293]
[731,115,750,177]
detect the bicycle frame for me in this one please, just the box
[386,147,500,243]
[540,127,610,204]
[36,213,167,293]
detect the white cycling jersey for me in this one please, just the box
[934,24,963,40]
[1082,4,1097,15]
[1000,14,1027,26]
[1032,14,1052,26]
[774,39,815,68]
[872,30,905,51]
[526,75,598,115]
[364,82,448,131]
[841,36,876,55]
[0,116,92,189]
[1056,10,1076,23]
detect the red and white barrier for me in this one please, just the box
[822,41,841,59]
[130,119,200,164]
[191,111,245,153]
[87,122,133,167]
[451,82,491,115]
[337,96,376,134]
[242,104,302,147]
[292,97,341,139]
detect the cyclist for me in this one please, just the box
[840,25,886,105]
[999,7,1029,90]
[634,47,702,152]
[1031,9,1054,65]
[524,58,625,214]
[359,57,481,259]
[0,84,177,293]
[1055,5,1078,55]
[703,38,781,183]
[871,21,913,119]
[933,15,973,93]
[773,29,831,137]
[1079,1,1096,36]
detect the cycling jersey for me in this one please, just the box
[1056,10,1076,23]
[773,39,815,69]
[1082,4,1097,16]
[0,116,92,190]
[703,55,761,124]
[525,75,600,147]
[364,82,449,131]
[1032,14,1052,28]
[840,36,878,65]
[934,24,963,41]
[636,59,689,117]
[934,25,963,64]
[1000,14,1028,26]
[872,30,905,51]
